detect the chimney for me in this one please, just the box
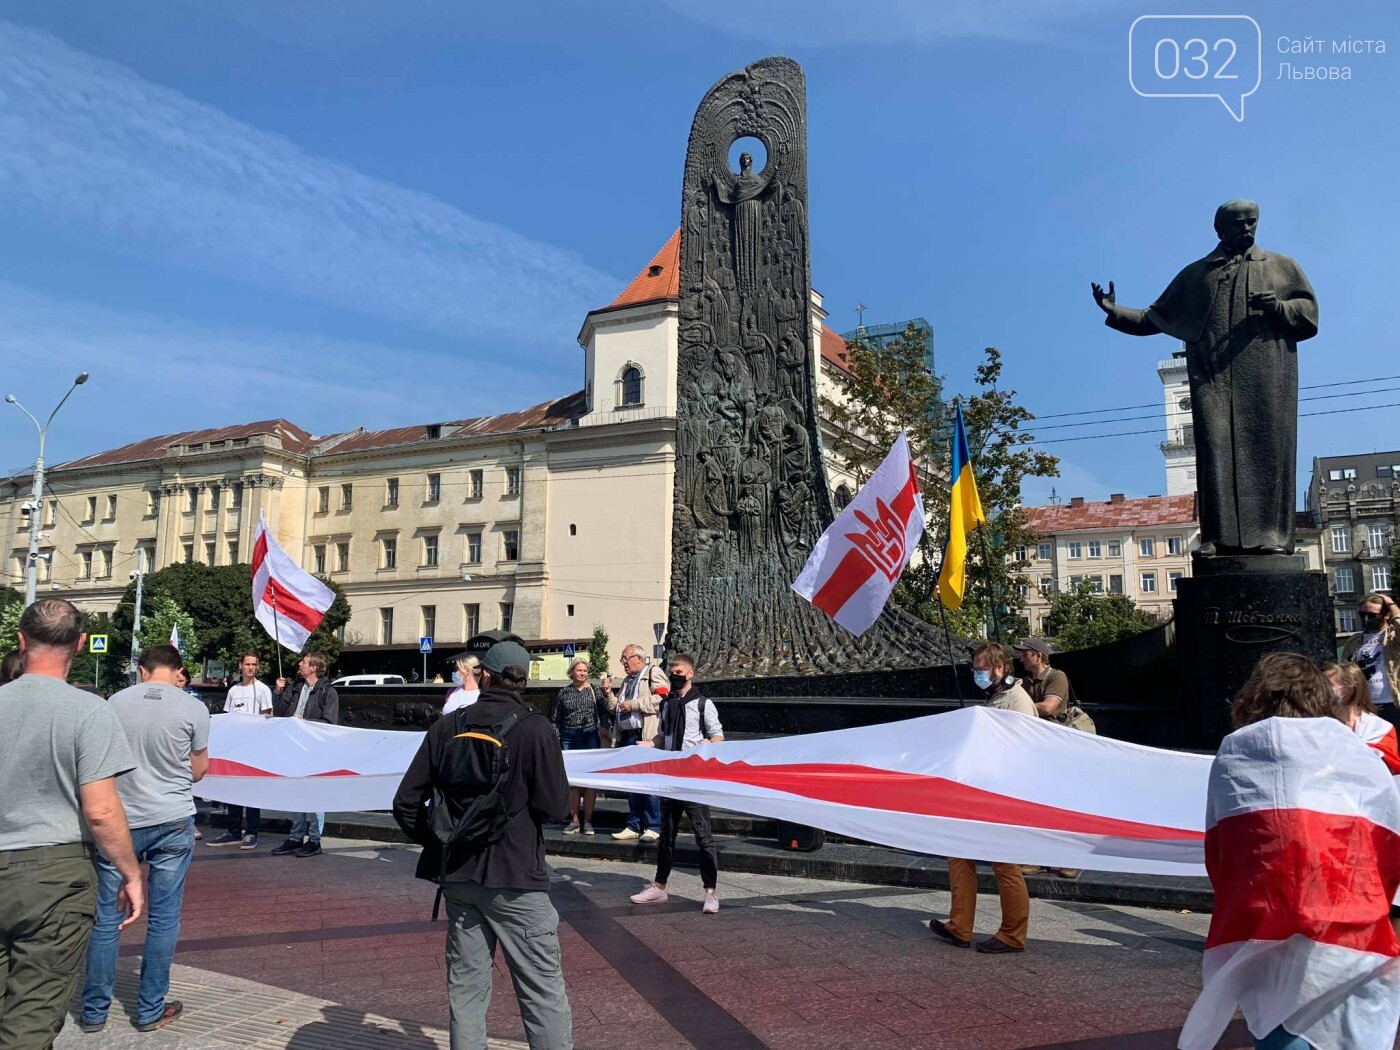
[1109,493,1125,504]
[1069,496,1085,508]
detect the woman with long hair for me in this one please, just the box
[549,658,608,835]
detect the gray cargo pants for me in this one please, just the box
[442,881,572,1050]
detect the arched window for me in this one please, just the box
[834,484,852,509]
[619,365,643,407]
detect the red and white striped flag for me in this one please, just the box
[1178,716,1400,1050]
[251,513,334,653]
[792,432,926,637]
[1355,712,1400,775]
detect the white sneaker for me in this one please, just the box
[702,890,719,914]
[630,883,669,905]
[612,828,641,841]
[640,829,660,842]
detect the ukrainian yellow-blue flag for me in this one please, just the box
[936,403,987,610]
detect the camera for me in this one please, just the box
[128,570,139,580]
[19,500,35,516]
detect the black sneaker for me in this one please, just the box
[270,839,302,856]
[295,841,323,857]
[927,919,971,948]
[77,1018,106,1033]
[134,1001,183,1032]
[975,936,1024,955]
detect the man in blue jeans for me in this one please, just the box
[601,644,668,841]
[80,644,210,1033]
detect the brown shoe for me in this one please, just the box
[1020,865,1043,875]
[1053,868,1080,879]
[927,919,970,948]
[135,1001,183,1032]
[975,936,1024,955]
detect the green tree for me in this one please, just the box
[821,329,1058,641]
[587,624,610,677]
[1041,580,1162,651]
[0,599,21,657]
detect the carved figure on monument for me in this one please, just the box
[1093,200,1318,556]
[669,57,948,674]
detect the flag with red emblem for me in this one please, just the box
[251,512,334,652]
[1178,716,1400,1050]
[791,431,926,637]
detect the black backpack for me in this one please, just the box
[428,704,534,916]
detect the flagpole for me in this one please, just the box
[929,398,964,706]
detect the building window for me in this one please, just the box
[46,500,58,526]
[340,483,353,510]
[209,485,220,511]
[834,485,852,510]
[1372,564,1392,592]
[99,548,112,578]
[421,605,436,639]
[318,486,329,514]
[1109,573,1124,595]
[1067,541,1082,559]
[499,602,513,632]
[381,537,397,570]
[620,365,643,406]
[1139,538,1155,558]
[182,543,194,564]
[1087,540,1102,559]
[1107,540,1121,557]
[1069,575,1084,589]
[205,541,216,565]
[567,604,575,617]
[84,496,97,522]
[1039,575,1055,594]
[466,531,482,564]
[1339,609,1359,633]
[1344,468,1358,479]
[464,603,480,637]
[1335,566,1356,594]
[426,424,442,440]
[1329,469,1342,481]
[379,608,394,645]
[503,529,520,562]
[1368,525,1390,552]
[228,540,239,564]
[386,478,399,508]
[231,483,242,509]
[1331,525,1350,553]
[1166,536,1183,556]
[505,467,521,498]
[423,534,439,567]
[1140,571,1157,593]
[336,542,349,572]
[104,495,117,521]
[1036,542,1052,561]
[1168,571,1183,592]
[80,551,93,578]
[569,523,577,536]
[138,545,154,573]
[145,491,159,517]
[314,545,326,574]
[186,487,198,513]
[1087,575,1103,593]
[1012,545,1027,563]
[469,469,483,500]
[427,473,441,503]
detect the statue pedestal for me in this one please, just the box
[1174,555,1335,748]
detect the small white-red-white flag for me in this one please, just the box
[168,621,180,649]
[1178,716,1400,1050]
[791,432,926,637]
[252,513,334,652]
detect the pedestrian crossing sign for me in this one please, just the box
[89,634,109,654]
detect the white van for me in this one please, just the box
[331,674,407,687]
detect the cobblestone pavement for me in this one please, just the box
[48,836,1308,1049]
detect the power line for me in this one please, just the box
[1030,400,1400,446]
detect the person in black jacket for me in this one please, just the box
[392,641,572,1050]
[270,653,339,857]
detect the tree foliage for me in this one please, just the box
[587,624,610,677]
[1040,580,1162,651]
[820,327,1058,641]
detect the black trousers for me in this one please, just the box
[225,805,261,836]
[654,799,717,889]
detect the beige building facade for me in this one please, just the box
[3,232,856,667]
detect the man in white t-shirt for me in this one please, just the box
[207,652,272,850]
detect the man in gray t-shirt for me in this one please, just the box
[79,643,209,1034]
[0,598,143,1048]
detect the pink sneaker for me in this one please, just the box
[630,883,669,905]
[702,889,719,914]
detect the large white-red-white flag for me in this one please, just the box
[792,432,926,637]
[1178,716,1400,1050]
[252,513,335,652]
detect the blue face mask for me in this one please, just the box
[451,670,463,686]
[972,669,993,690]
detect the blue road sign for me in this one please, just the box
[562,643,576,659]
[419,636,433,654]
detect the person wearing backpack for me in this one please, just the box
[628,653,725,914]
[392,641,572,1050]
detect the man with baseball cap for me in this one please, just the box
[1012,638,1079,879]
[393,640,572,1048]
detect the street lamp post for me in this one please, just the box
[5,372,90,607]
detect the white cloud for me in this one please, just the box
[0,22,618,347]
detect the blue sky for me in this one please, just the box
[0,0,1396,507]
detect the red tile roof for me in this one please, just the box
[316,392,586,456]
[604,231,680,310]
[820,325,851,374]
[57,420,314,470]
[1026,493,1198,533]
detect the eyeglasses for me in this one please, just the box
[621,654,643,664]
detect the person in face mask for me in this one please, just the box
[929,642,1037,956]
[627,653,724,915]
[441,654,481,715]
[1342,593,1400,729]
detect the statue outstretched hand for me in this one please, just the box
[1091,280,1115,314]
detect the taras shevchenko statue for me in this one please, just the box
[1093,200,1318,557]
